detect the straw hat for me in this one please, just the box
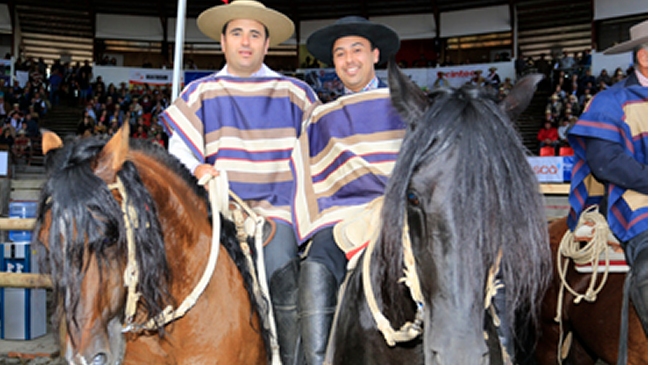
[306,16,400,65]
[603,20,648,55]
[197,0,295,47]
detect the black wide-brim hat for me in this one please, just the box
[306,16,400,66]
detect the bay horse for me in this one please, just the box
[33,125,269,364]
[535,217,647,364]
[324,62,552,364]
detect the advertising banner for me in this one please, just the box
[528,156,573,183]
[129,69,175,86]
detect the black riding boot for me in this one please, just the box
[628,248,648,336]
[298,261,338,365]
[270,259,301,365]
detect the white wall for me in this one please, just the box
[594,0,648,20]
[591,50,634,75]
[440,5,510,38]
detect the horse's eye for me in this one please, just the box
[407,191,420,206]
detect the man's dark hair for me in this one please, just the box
[633,43,648,66]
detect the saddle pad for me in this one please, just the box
[571,218,629,273]
[574,245,629,273]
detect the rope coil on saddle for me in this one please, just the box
[554,205,613,362]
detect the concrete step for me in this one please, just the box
[9,190,41,201]
[12,180,45,189]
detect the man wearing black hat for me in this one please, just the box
[567,19,648,335]
[291,17,404,364]
[306,16,399,94]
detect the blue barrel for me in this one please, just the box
[8,201,38,242]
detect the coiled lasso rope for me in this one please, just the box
[554,205,613,362]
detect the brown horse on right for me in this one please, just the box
[535,217,647,364]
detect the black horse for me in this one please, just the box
[324,63,552,364]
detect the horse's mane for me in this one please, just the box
[36,137,270,353]
[378,84,551,338]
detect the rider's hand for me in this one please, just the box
[194,164,220,189]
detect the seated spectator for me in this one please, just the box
[502,77,514,91]
[470,70,485,86]
[545,93,563,122]
[579,87,593,108]
[557,117,574,147]
[596,68,612,86]
[107,119,120,136]
[551,83,566,101]
[0,126,14,150]
[0,95,9,121]
[537,120,559,150]
[596,80,608,93]
[31,92,47,118]
[132,124,148,139]
[95,118,108,136]
[485,67,501,90]
[13,129,31,159]
[432,72,449,88]
[151,130,166,148]
[23,113,40,138]
[612,67,625,83]
[77,113,95,137]
[565,94,581,115]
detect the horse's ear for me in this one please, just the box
[388,59,428,129]
[500,73,544,122]
[41,131,63,154]
[95,123,130,183]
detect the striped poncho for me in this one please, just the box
[291,88,406,243]
[567,78,648,242]
[161,74,319,224]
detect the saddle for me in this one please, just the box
[333,197,383,270]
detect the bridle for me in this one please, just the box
[362,214,505,347]
[107,176,222,333]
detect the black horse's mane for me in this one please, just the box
[377,83,550,339]
[36,137,270,357]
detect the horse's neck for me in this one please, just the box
[137,161,213,299]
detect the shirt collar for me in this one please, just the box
[344,76,380,95]
[635,69,648,87]
[216,63,280,78]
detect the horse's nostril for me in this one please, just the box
[92,352,108,365]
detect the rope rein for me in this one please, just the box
[362,220,424,346]
[112,174,223,333]
[362,215,505,350]
[554,206,613,362]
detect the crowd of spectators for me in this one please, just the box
[532,49,633,155]
[0,51,635,161]
[75,79,171,148]
[0,55,173,165]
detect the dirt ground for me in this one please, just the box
[0,332,64,364]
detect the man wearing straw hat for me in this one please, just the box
[290,16,404,364]
[567,19,648,335]
[160,2,319,364]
